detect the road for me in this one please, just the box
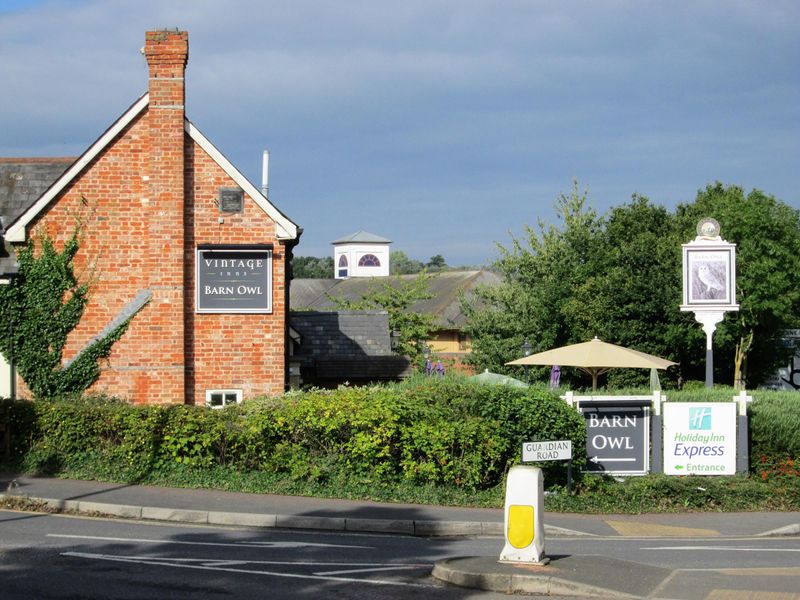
[1,509,799,599]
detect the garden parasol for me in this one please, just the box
[506,337,676,390]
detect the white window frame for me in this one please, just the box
[205,389,243,409]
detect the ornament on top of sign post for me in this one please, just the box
[680,218,739,388]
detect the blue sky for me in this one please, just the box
[1,1,798,266]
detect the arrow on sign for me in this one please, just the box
[590,457,636,463]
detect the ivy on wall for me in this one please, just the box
[0,231,145,399]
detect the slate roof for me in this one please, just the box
[331,230,392,245]
[288,310,412,382]
[0,157,75,275]
[290,269,501,328]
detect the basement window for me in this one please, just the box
[205,389,242,409]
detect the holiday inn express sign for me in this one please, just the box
[196,246,273,313]
[663,402,737,475]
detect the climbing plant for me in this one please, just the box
[0,231,143,399]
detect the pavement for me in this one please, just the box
[2,474,800,598]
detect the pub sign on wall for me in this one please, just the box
[196,246,272,313]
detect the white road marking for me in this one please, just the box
[314,566,428,576]
[61,554,427,568]
[642,546,800,553]
[47,533,370,549]
[62,552,432,588]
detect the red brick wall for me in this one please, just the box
[23,112,191,403]
[16,30,289,404]
[184,140,288,405]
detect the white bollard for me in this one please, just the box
[499,465,547,564]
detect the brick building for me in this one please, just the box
[0,30,300,404]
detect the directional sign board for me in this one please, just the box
[663,402,736,475]
[522,440,572,462]
[579,402,649,475]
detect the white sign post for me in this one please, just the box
[663,403,737,475]
[680,218,739,388]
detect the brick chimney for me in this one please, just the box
[144,29,188,215]
[143,29,189,402]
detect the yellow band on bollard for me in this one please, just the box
[499,465,546,564]
[508,505,534,548]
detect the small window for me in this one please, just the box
[206,389,242,409]
[338,255,348,278]
[358,254,381,267]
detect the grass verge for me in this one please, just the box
[4,456,798,513]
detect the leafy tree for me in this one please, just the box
[464,181,603,383]
[292,255,334,279]
[560,195,700,387]
[426,254,447,272]
[674,183,800,388]
[0,232,145,398]
[328,272,438,362]
[465,180,800,389]
[390,250,424,275]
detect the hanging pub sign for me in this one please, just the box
[196,245,272,313]
[679,218,739,388]
[680,218,739,311]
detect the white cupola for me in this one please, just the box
[331,230,391,279]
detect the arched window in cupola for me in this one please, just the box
[338,255,349,278]
[358,254,381,267]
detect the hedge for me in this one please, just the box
[1,383,796,491]
[0,381,585,490]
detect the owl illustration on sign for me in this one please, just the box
[693,262,726,300]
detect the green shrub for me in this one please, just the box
[0,397,37,458]
[4,382,795,508]
[1,380,588,492]
[749,394,800,481]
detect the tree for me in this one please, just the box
[389,250,424,275]
[0,232,145,398]
[559,194,701,387]
[674,183,800,388]
[292,255,334,278]
[466,180,800,389]
[328,272,438,362]
[464,181,603,383]
[426,254,447,272]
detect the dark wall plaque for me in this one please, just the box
[219,188,244,213]
[196,247,272,313]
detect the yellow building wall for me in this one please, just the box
[428,330,469,354]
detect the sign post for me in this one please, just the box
[680,219,739,388]
[522,440,573,492]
